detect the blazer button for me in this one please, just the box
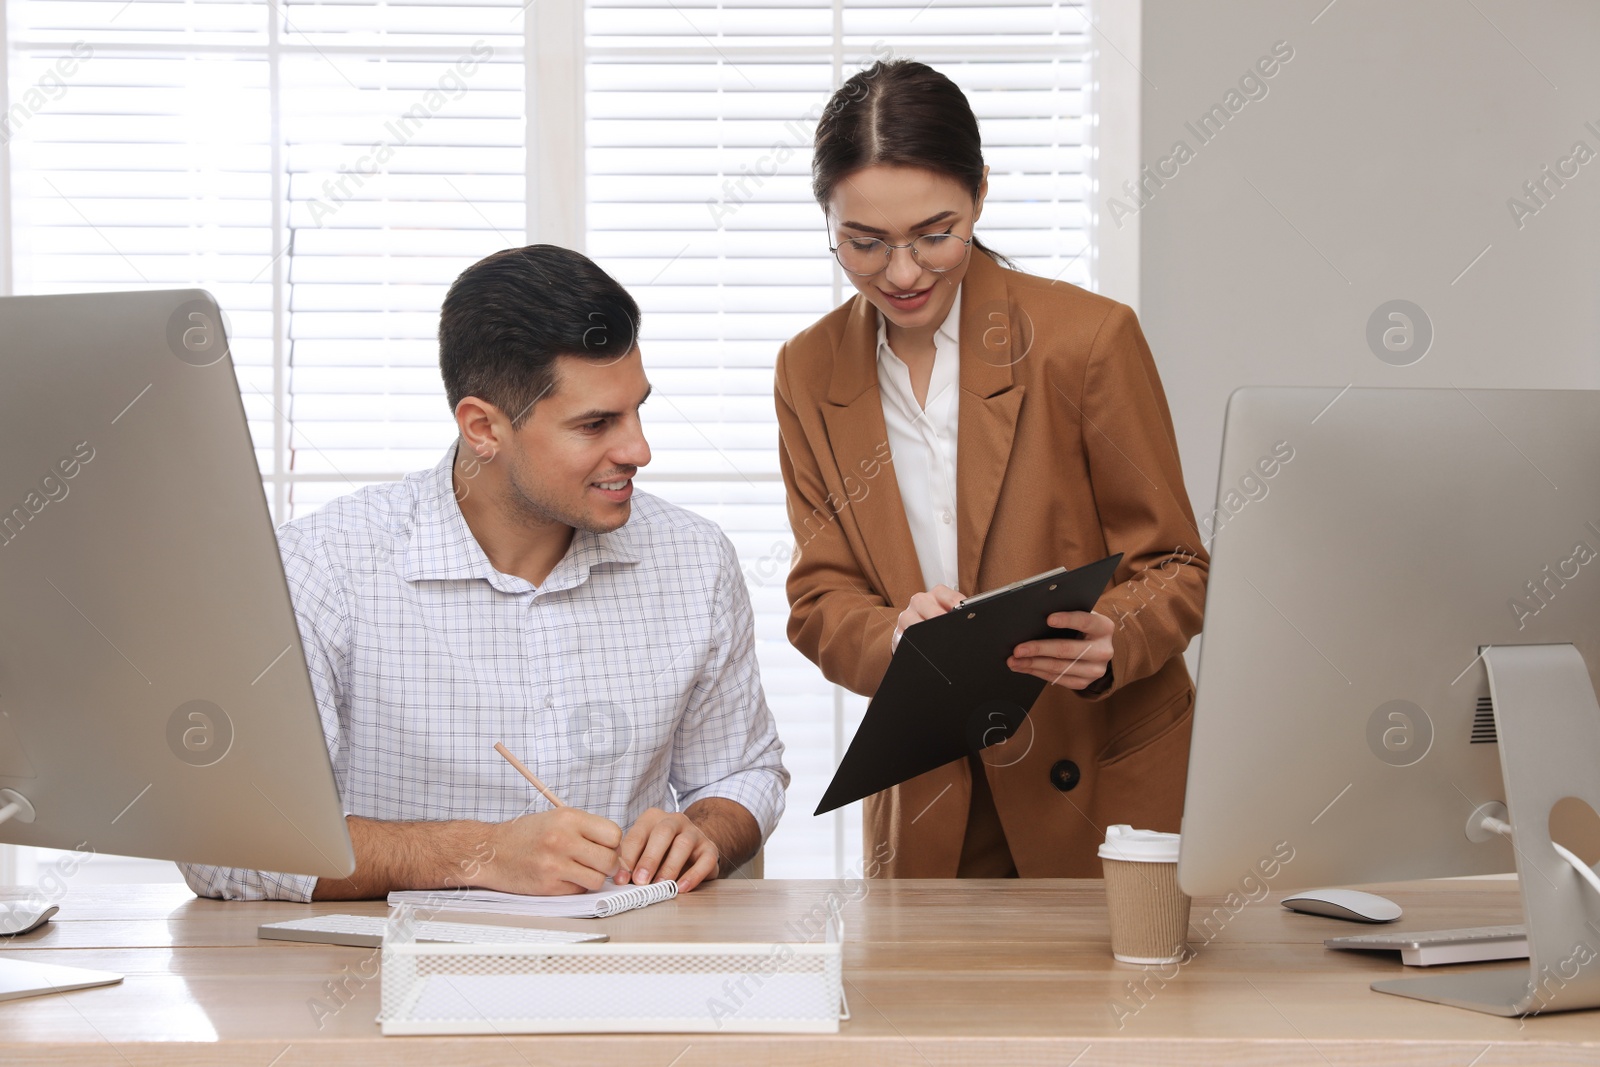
[1050,760,1081,792]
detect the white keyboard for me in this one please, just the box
[258,913,608,949]
[1325,924,1528,967]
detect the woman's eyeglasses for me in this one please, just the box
[828,232,973,276]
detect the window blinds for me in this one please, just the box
[585,0,1090,874]
[8,0,1092,879]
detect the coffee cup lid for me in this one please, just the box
[1097,824,1181,863]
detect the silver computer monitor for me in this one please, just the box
[0,289,354,880]
[1179,386,1600,897]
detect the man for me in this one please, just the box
[181,246,788,901]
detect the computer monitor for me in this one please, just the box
[1179,386,1600,1016]
[0,289,354,880]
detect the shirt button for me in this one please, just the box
[1050,760,1081,792]
[942,510,953,524]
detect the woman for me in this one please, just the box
[775,60,1209,878]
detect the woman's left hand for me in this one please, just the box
[1008,610,1114,690]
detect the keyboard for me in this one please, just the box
[1325,924,1528,967]
[258,913,608,949]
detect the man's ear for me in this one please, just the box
[454,396,509,464]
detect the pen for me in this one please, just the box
[493,741,566,808]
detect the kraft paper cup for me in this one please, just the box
[1099,824,1191,965]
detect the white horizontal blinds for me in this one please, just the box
[585,1,833,49]
[275,0,525,49]
[14,0,266,45]
[8,0,1098,879]
[585,40,839,877]
[587,58,834,479]
[934,58,1090,282]
[275,0,524,514]
[9,0,527,519]
[841,1,1092,281]
[586,2,1092,876]
[841,0,1087,48]
[7,0,277,474]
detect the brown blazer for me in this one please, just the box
[774,251,1209,878]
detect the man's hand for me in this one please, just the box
[482,807,623,896]
[1008,609,1115,690]
[892,584,963,652]
[614,808,720,893]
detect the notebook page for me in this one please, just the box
[389,879,677,919]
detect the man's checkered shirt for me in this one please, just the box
[180,446,789,900]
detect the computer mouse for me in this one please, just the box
[0,902,58,936]
[1280,888,1401,923]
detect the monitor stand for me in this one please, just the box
[1373,643,1600,1016]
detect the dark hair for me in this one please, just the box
[812,59,1013,268]
[438,245,641,427]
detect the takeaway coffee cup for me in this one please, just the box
[1098,824,1191,965]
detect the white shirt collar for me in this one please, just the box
[399,444,641,592]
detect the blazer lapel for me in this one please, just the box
[822,298,926,607]
[955,253,1026,595]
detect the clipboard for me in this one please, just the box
[814,553,1123,815]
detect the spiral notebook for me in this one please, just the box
[388,880,678,919]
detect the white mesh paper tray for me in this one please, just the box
[379,938,846,1035]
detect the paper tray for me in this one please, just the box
[379,940,845,1035]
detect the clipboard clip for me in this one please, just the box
[958,566,1069,610]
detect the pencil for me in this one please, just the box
[493,741,566,808]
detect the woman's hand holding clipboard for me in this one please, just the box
[815,553,1124,815]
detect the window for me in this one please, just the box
[584,1,1092,874]
[2,0,1096,883]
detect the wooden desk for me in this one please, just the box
[0,878,1595,1065]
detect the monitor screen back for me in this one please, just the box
[1179,386,1600,895]
[0,289,353,878]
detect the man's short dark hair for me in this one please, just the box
[439,245,642,427]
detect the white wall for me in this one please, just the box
[1090,0,1143,310]
[1130,0,1600,524]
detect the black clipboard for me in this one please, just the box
[814,553,1123,815]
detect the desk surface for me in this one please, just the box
[0,877,1593,1065]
